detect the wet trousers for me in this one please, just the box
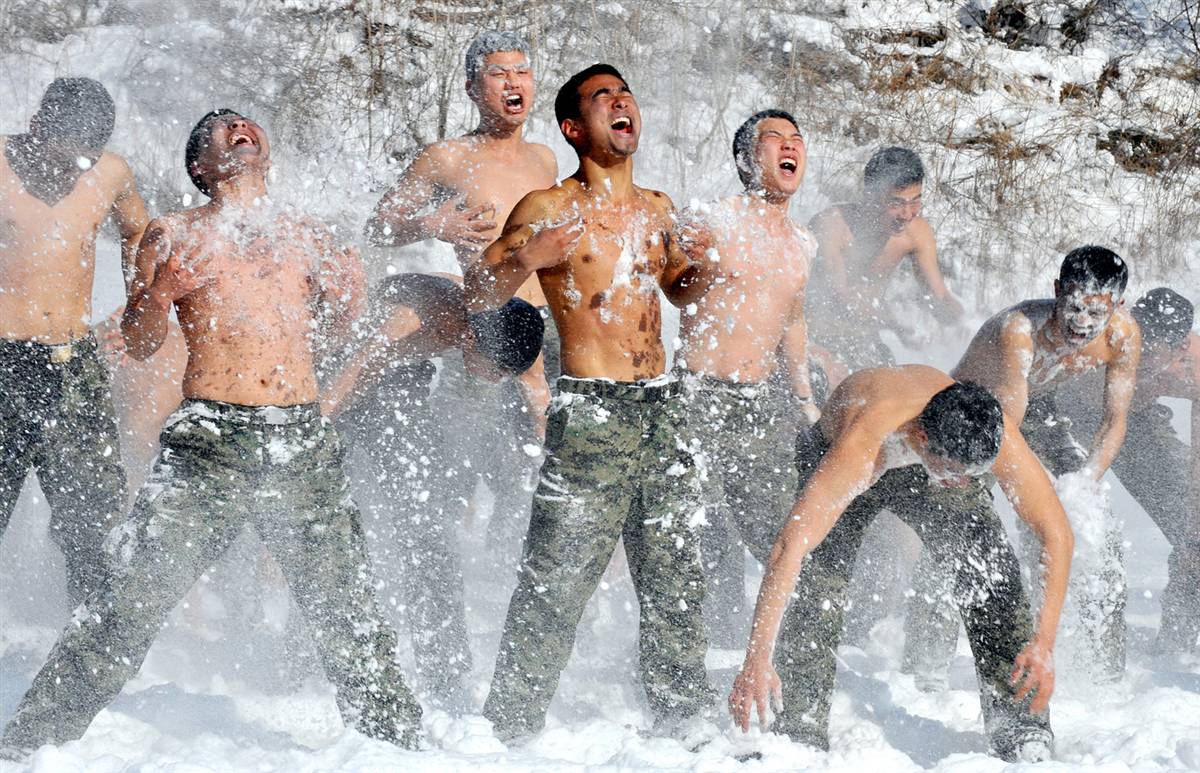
[483,377,714,740]
[0,399,421,750]
[744,428,1049,758]
[339,361,473,700]
[0,336,125,606]
[905,394,1128,681]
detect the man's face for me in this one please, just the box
[919,450,992,489]
[876,182,923,234]
[563,73,640,158]
[469,50,534,127]
[752,117,805,197]
[1053,282,1118,347]
[196,113,270,190]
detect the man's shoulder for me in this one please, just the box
[636,186,675,217]
[900,214,935,244]
[808,203,851,238]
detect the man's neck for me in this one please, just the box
[575,155,636,201]
[741,189,792,216]
[211,174,270,209]
[469,117,525,150]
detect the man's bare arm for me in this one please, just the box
[109,157,150,292]
[780,286,820,423]
[1087,320,1141,479]
[321,306,425,417]
[121,221,177,361]
[990,317,1036,426]
[993,422,1074,713]
[908,218,964,322]
[314,232,368,347]
[661,206,718,308]
[364,146,496,249]
[729,425,878,730]
[464,190,579,312]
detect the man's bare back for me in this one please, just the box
[0,136,146,342]
[678,195,814,384]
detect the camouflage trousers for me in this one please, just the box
[905,394,1128,681]
[483,376,714,741]
[753,427,1048,758]
[432,353,540,568]
[677,371,799,649]
[339,360,473,702]
[0,335,126,607]
[0,399,421,751]
[1073,403,1199,654]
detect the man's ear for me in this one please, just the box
[561,118,582,146]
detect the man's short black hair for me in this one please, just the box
[554,63,627,145]
[31,77,115,150]
[1057,245,1129,298]
[468,298,545,374]
[732,109,799,188]
[919,381,1004,467]
[1132,287,1194,348]
[185,108,240,198]
[863,146,924,193]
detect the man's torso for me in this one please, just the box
[678,196,812,383]
[0,136,124,343]
[536,179,675,382]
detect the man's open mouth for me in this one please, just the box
[611,116,633,134]
[504,94,524,111]
[230,132,255,147]
[779,158,797,173]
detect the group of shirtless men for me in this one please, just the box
[1,30,1195,764]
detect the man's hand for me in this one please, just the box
[729,656,783,733]
[428,198,498,250]
[1011,638,1055,713]
[151,244,215,305]
[518,217,583,272]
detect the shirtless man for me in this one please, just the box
[670,109,819,647]
[324,273,544,708]
[0,78,148,607]
[366,29,559,562]
[0,110,421,755]
[904,245,1139,685]
[729,368,1073,762]
[807,147,966,641]
[1059,287,1198,655]
[808,146,964,369]
[465,64,715,742]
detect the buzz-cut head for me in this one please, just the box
[465,30,531,84]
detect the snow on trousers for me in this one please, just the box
[678,372,799,649]
[1072,402,1199,654]
[338,360,473,698]
[0,399,422,751]
[762,427,1050,757]
[905,394,1128,679]
[483,376,715,741]
[0,335,125,607]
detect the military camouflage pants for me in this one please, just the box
[0,336,125,606]
[1073,402,1198,654]
[339,360,473,702]
[432,353,540,568]
[750,427,1048,758]
[0,399,421,751]
[483,377,714,741]
[906,394,1128,681]
[678,372,799,649]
